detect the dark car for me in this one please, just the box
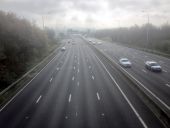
[145,61,162,72]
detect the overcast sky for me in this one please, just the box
[0,0,170,29]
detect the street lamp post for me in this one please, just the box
[147,13,149,45]
[142,10,150,48]
[42,16,45,29]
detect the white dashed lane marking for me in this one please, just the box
[94,53,148,128]
[96,92,100,100]
[68,94,72,103]
[77,82,80,86]
[65,116,68,119]
[25,116,29,119]
[36,95,42,104]
[163,70,167,73]
[142,69,147,73]
[50,77,53,82]
[72,76,75,81]
[165,84,170,88]
[92,76,95,80]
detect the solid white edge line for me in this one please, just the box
[96,92,100,100]
[101,50,170,110]
[94,54,148,128]
[68,94,72,103]
[36,95,42,104]
[0,51,59,112]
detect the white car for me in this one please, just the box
[92,41,96,45]
[119,58,132,68]
[61,46,66,51]
[145,61,162,72]
[97,42,102,45]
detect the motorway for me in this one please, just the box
[89,38,170,113]
[0,35,167,128]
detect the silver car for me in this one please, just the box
[119,58,132,68]
[145,61,162,72]
[61,46,66,51]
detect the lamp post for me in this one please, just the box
[142,10,150,47]
[147,13,149,45]
[42,16,45,29]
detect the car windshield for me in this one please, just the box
[0,0,169,128]
[121,59,129,62]
[150,63,159,66]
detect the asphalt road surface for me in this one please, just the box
[0,35,166,128]
[89,38,170,113]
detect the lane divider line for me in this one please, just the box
[94,54,148,128]
[142,69,147,73]
[50,77,53,82]
[65,116,68,119]
[92,76,95,80]
[163,70,167,73]
[96,92,100,100]
[0,51,61,112]
[99,49,170,110]
[68,94,72,103]
[25,116,29,119]
[36,95,42,104]
[77,82,80,86]
[72,76,75,81]
[165,84,170,88]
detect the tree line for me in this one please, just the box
[92,23,170,54]
[0,10,56,89]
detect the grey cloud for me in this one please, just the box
[85,15,97,25]
[0,0,66,14]
[72,1,102,13]
[0,0,103,15]
[108,0,170,13]
[0,0,170,28]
